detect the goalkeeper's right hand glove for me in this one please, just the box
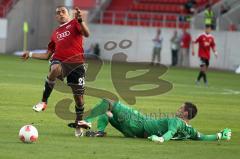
[217,128,232,141]
[148,135,164,143]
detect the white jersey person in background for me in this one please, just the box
[151,28,163,65]
[235,65,240,74]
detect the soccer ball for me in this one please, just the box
[19,125,38,143]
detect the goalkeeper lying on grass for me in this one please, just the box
[68,99,231,143]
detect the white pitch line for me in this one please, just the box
[174,83,240,95]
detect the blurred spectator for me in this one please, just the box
[179,7,187,22]
[94,43,100,56]
[151,28,163,65]
[204,5,215,29]
[170,30,180,66]
[179,29,191,67]
[179,7,186,22]
[85,44,94,54]
[220,3,230,15]
[228,23,237,32]
[184,0,197,14]
[235,65,240,74]
[179,15,186,22]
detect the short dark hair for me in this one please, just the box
[56,5,69,12]
[184,102,197,120]
[205,24,212,29]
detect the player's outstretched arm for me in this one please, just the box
[211,45,218,58]
[148,118,179,143]
[75,7,90,37]
[21,50,53,61]
[148,129,177,143]
[148,129,176,143]
[80,22,90,37]
[196,128,232,141]
[191,41,196,56]
[148,135,164,143]
[210,38,218,58]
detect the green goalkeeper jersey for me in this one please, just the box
[144,117,200,141]
[88,99,218,141]
[111,101,201,140]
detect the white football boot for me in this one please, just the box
[32,102,47,112]
[75,128,84,137]
[77,120,92,129]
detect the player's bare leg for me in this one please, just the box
[151,50,156,65]
[157,49,161,65]
[33,64,62,112]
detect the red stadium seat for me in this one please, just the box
[140,13,151,19]
[127,20,138,26]
[99,0,218,28]
[102,18,113,24]
[115,19,125,25]
[140,20,150,27]
[166,21,177,28]
[73,0,96,10]
[103,12,113,18]
[153,14,164,20]
[139,0,188,4]
[0,10,3,17]
[179,22,190,29]
[0,0,16,17]
[166,15,177,21]
[115,12,125,19]
[1,0,11,5]
[128,13,138,19]
[152,21,163,27]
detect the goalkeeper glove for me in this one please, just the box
[148,135,164,143]
[217,128,232,141]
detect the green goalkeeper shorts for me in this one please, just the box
[110,101,146,138]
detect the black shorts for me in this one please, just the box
[199,58,209,67]
[50,60,85,95]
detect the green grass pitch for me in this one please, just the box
[0,54,239,159]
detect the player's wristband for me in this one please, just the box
[29,51,33,58]
[78,18,83,23]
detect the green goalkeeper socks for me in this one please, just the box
[84,99,110,121]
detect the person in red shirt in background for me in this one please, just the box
[179,28,191,67]
[192,25,218,86]
[22,6,91,136]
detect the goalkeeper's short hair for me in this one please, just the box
[184,102,198,120]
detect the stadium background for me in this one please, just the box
[0,0,240,70]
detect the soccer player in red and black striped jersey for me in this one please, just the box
[192,25,218,85]
[22,6,91,136]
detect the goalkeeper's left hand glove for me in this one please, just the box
[148,135,164,143]
[217,128,232,141]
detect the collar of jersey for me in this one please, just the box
[59,20,72,28]
[179,117,191,126]
[203,32,212,37]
